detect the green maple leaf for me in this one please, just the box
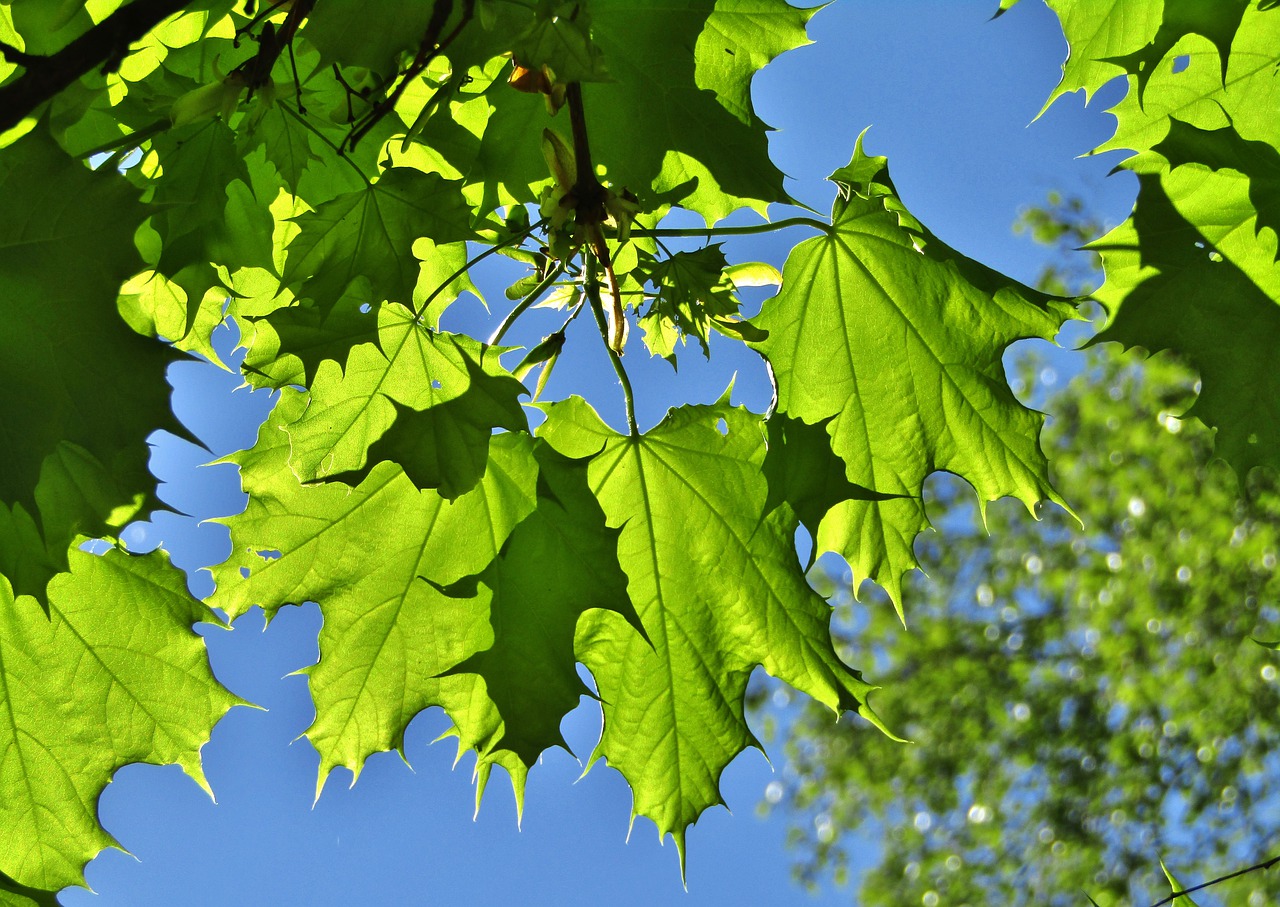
[635,244,738,363]
[538,396,887,867]
[282,303,527,492]
[245,241,475,389]
[752,137,1075,607]
[144,120,275,327]
[1041,0,1163,107]
[434,442,638,806]
[1091,171,1280,475]
[512,1,610,83]
[303,0,446,76]
[1075,5,1280,476]
[282,168,474,310]
[1102,0,1248,95]
[0,128,182,574]
[0,548,241,892]
[1042,0,1247,108]
[210,392,548,796]
[353,356,528,499]
[422,0,810,221]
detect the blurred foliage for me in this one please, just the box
[758,197,1280,907]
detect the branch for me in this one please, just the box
[1143,852,1280,907]
[0,0,197,133]
[344,0,475,150]
[631,216,832,239]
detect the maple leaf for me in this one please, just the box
[1077,6,1280,475]
[0,128,183,579]
[0,549,240,892]
[418,0,810,221]
[1091,170,1280,475]
[752,136,1076,607]
[144,120,275,330]
[634,244,739,363]
[281,302,528,495]
[303,0,445,77]
[209,393,539,792]
[282,168,474,310]
[1041,0,1248,108]
[538,396,888,867]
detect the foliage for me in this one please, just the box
[762,345,1280,907]
[0,0,1276,901]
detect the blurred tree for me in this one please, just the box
[757,197,1280,907]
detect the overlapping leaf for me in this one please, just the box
[0,128,181,582]
[753,138,1076,607]
[1049,2,1280,474]
[281,302,527,496]
[538,397,884,865]
[0,549,240,893]
[210,393,638,804]
[282,168,474,310]
[417,0,811,221]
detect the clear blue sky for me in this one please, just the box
[62,2,1136,903]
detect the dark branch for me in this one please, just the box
[1145,852,1280,907]
[0,0,197,134]
[344,0,475,151]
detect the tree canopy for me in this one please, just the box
[0,1,1277,902]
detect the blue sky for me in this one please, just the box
[61,2,1137,903]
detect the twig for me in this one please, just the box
[488,262,567,346]
[344,0,475,151]
[413,217,548,324]
[632,216,832,239]
[1144,852,1280,907]
[0,0,197,133]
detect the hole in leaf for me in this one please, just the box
[359,303,372,314]
[715,418,728,435]
[432,379,442,389]
[240,566,251,578]
[1172,55,1190,73]
[254,548,282,561]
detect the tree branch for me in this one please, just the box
[0,0,197,134]
[1144,852,1280,907]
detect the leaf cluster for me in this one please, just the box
[0,0,1275,901]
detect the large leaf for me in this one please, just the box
[1091,167,1280,475]
[538,396,884,867]
[0,128,181,571]
[282,168,474,310]
[282,302,527,496]
[0,548,240,892]
[752,138,1075,607]
[1074,6,1280,475]
[418,0,811,221]
[1041,0,1247,108]
[209,392,541,793]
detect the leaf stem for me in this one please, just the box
[78,119,169,161]
[632,216,831,238]
[488,261,566,346]
[416,216,548,323]
[586,252,638,437]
